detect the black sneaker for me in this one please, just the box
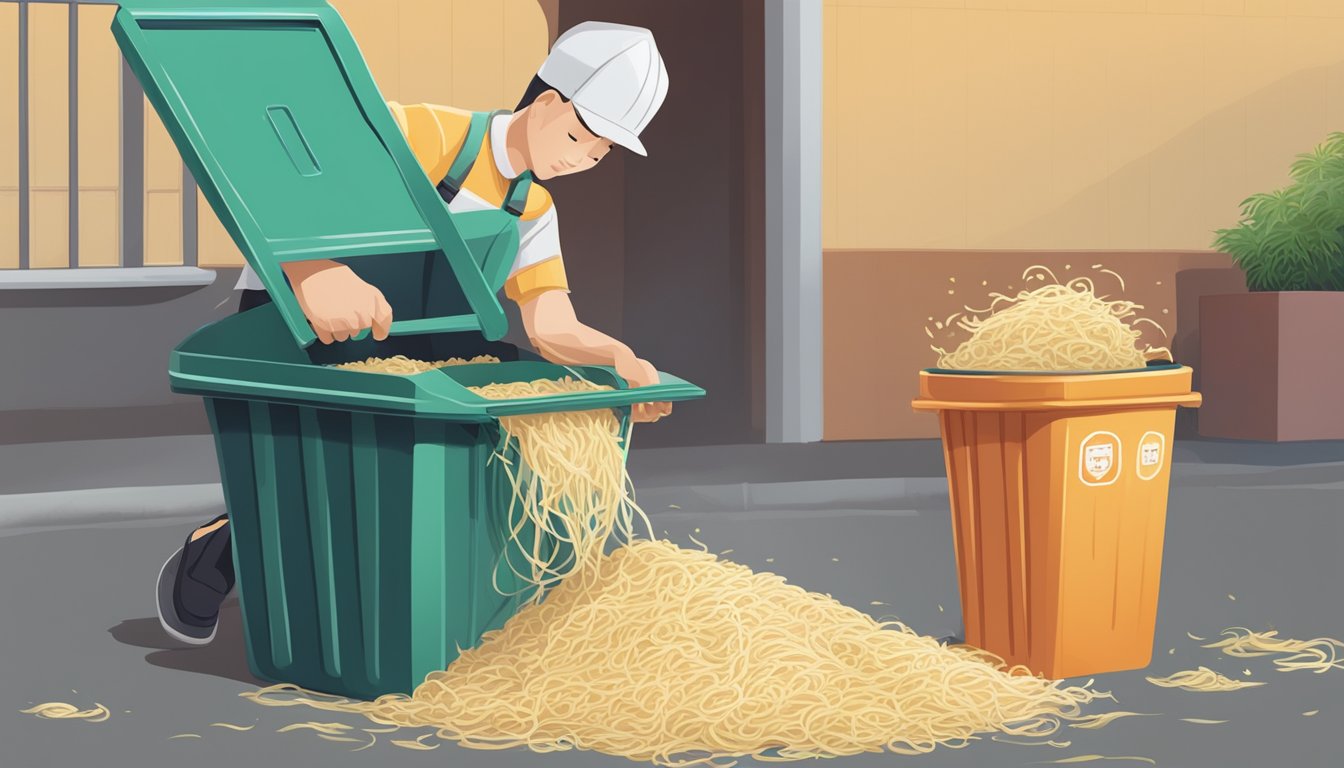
[156,515,236,645]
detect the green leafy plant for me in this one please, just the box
[1213,132,1344,291]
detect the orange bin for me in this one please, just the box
[912,365,1201,679]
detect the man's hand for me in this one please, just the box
[284,261,393,344]
[616,353,672,424]
[519,290,673,424]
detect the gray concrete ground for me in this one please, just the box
[2,439,1343,768]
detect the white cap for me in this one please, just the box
[537,22,669,156]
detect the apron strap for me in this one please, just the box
[436,109,532,219]
[435,110,504,205]
[503,172,533,218]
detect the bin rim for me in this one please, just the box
[922,362,1182,377]
[912,364,1201,412]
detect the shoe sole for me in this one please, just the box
[156,547,218,646]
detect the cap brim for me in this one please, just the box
[574,104,647,156]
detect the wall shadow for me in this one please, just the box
[1174,439,1344,468]
[0,284,210,309]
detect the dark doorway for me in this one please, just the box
[542,0,766,447]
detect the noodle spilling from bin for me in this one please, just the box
[932,267,1169,371]
[1201,628,1344,673]
[245,540,1108,766]
[330,354,499,374]
[468,376,647,596]
[1144,667,1263,692]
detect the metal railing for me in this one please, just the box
[6,0,197,269]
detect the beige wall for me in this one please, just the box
[197,0,551,268]
[823,0,1344,251]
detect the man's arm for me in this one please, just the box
[270,103,461,343]
[519,290,672,423]
[281,260,392,344]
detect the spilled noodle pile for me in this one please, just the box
[244,368,1110,764]
[247,541,1106,764]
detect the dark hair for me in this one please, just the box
[514,74,597,137]
[515,75,568,111]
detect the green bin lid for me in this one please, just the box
[111,0,508,347]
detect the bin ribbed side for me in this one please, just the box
[939,409,1054,672]
[205,398,531,699]
[939,407,1176,678]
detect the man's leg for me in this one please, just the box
[156,513,236,645]
[156,289,270,644]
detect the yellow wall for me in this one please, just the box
[197,0,551,268]
[823,0,1344,250]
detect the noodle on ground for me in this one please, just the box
[1144,667,1263,692]
[20,702,110,722]
[1201,628,1344,674]
[246,541,1107,766]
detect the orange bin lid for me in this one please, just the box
[912,365,1202,413]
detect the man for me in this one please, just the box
[157,22,671,645]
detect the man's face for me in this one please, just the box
[524,90,614,180]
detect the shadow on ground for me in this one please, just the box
[108,598,260,687]
[1176,439,1344,466]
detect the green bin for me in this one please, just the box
[114,0,704,699]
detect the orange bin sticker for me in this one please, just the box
[1136,431,1165,481]
[1079,431,1121,486]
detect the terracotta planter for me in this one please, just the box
[1198,292,1344,441]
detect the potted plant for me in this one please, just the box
[1201,132,1344,441]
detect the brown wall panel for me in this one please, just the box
[556,0,762,447]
